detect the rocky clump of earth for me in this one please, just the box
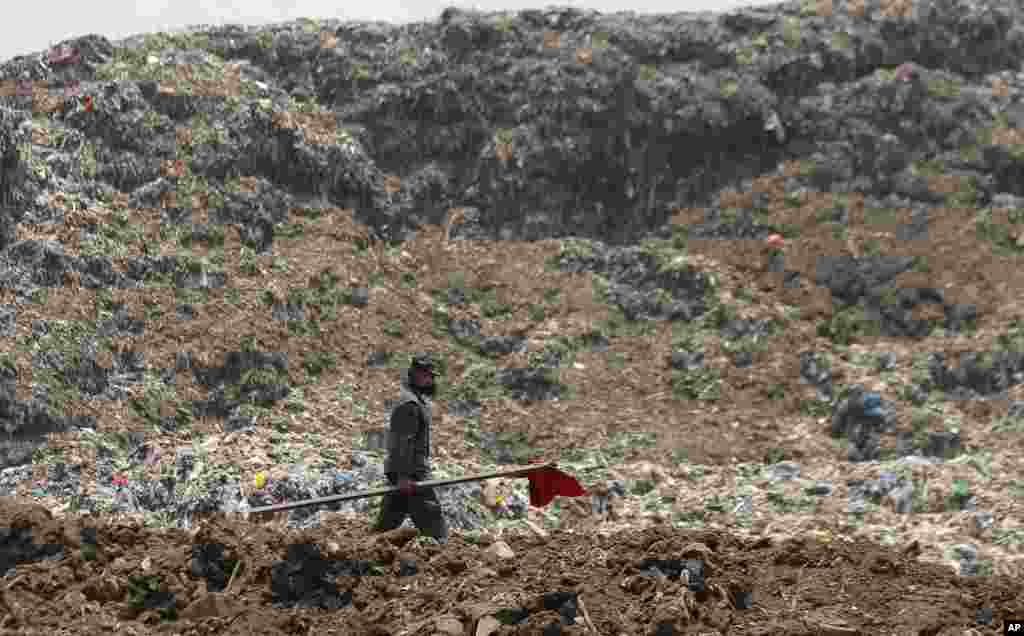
[0,501,1018,634]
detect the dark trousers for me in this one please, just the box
[373,473,449,541]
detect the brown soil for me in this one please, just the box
[0,500,1020,635]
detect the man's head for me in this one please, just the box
[409,352,437,396]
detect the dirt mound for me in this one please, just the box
[0,500,1018,634]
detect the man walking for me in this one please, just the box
[374,352,449,542]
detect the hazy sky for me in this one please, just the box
[3,0,786,63]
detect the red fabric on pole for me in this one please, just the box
[526,467,586,507]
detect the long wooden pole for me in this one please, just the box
[246,463,557,514]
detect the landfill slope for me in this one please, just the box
[1,1,1024,634]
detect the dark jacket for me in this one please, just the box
[384,368,433,480]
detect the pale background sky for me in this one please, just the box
[2,0,786,63]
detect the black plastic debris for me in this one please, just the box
[366,350,391,367]
[975,607,993,625]
[348,287,369,307]
[0,526,64,577]
[733,589,753,609]
[269,542,352,610]
[959,559,980,577]
[668,350,704,371]
[190,542,238,592]
[558,600,578,625]
[80,527,97,545]
[654,622,675,636]
[398,558,418,577]
[540,591,579,625]
[924,431,961,459]
[805,481,833,496]
[684,560,705,592]
[542,591,577,611]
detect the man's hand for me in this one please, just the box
[398,479,417,496]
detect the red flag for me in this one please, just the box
[82,95,93,113]
[526,466,587,508]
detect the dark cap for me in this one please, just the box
[410,352,437,375]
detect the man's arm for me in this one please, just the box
[388,402,421,481]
